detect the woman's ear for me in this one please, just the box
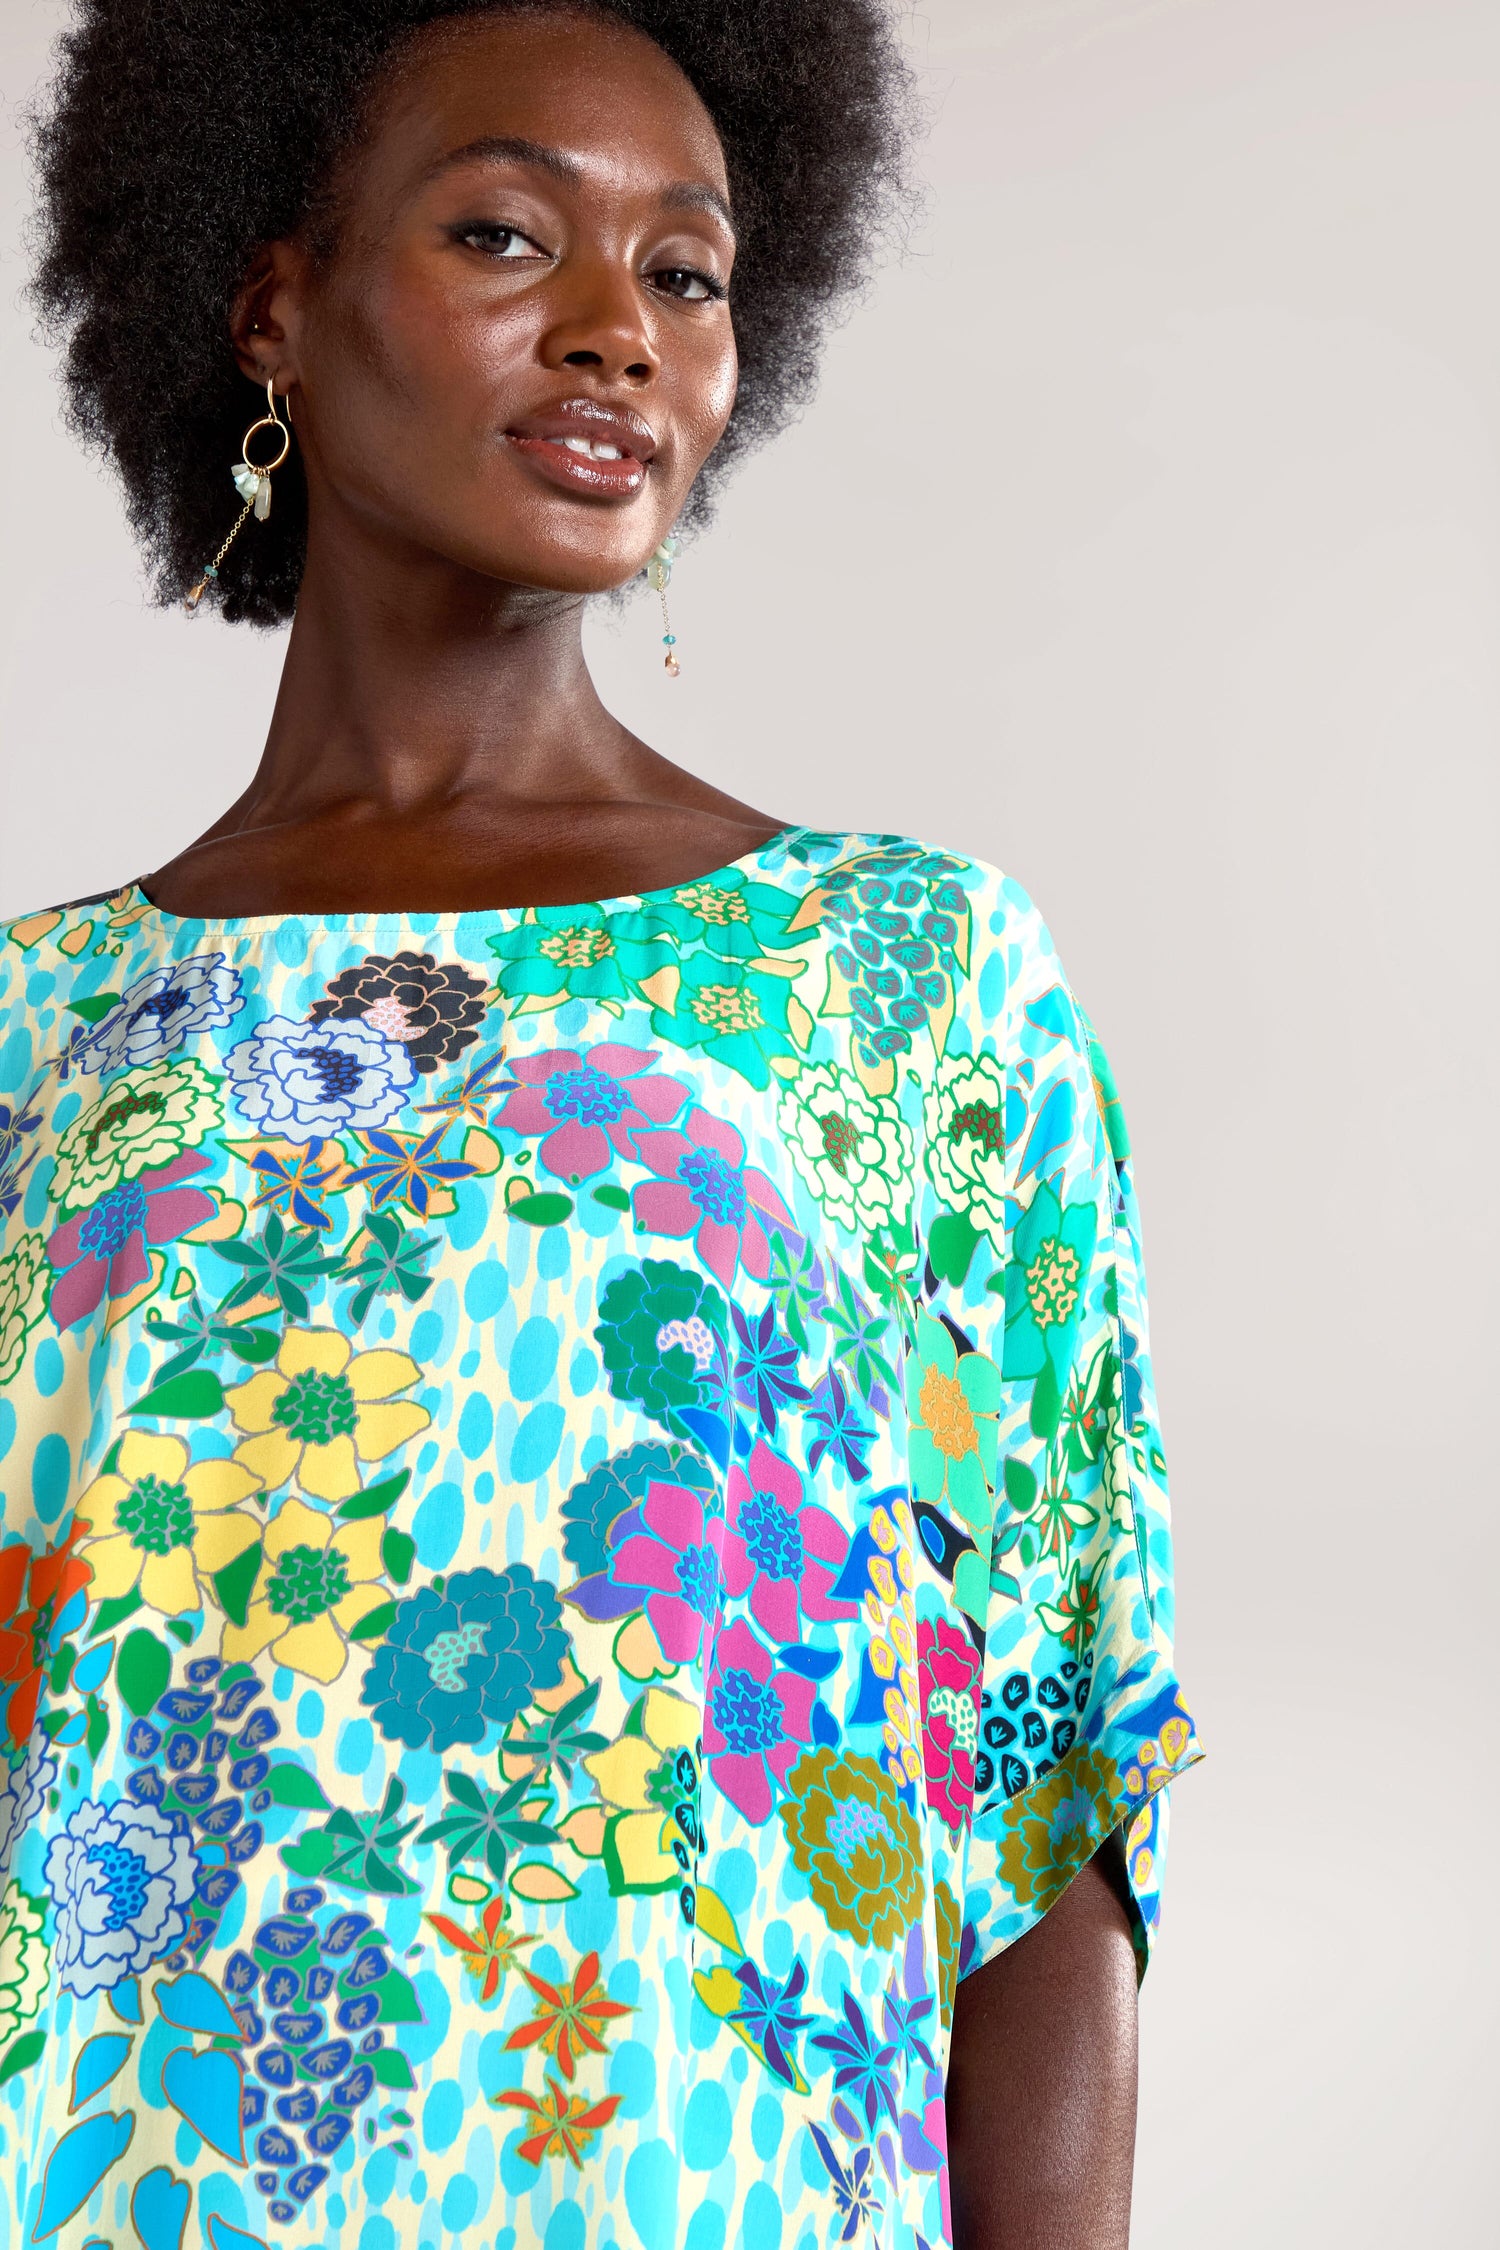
[230,241,306,391]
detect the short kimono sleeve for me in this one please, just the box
[951,897,1203,1984]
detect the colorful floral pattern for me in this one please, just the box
[0,833,1199,2250]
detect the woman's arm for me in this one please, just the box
[946,1835,1140,2250]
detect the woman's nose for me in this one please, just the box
[538,258,658,386]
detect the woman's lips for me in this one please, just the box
[504,432,648,495]
[504,399,656,498]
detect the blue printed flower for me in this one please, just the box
[0,1091,42,1222]
[85,953,245,1074]
[44,1795,198,1996]
[362,1565,569,1753]
[811,1990,901,2137]
[806,1368,876,1484]
[731,1301,809,1436]
[730,1955,814,2088]
[226,1013,416,1145]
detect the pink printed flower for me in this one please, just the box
[630,1105,797,1289]
[45,1152,216,1329]
[609,1476,725,1667]
[918,1617,982,1836]
[703,1615,817,1825]
[494,1043,687,1182]
[723,1438,856,1646]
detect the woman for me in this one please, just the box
[0,5,1200,2247]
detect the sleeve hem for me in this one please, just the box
[956,1684,1204,1989]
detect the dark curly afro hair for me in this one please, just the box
[28,0,915,627]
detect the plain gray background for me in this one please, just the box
[3,0,1497,2240]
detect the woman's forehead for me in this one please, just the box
[346,8,731,214]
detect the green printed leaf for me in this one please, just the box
[266,1762,332,1811]
[1003,1458,1037,1513]
[507,1192,573,1227]
[380,1530,415,1587]
[118,1629,171,1720]
[129,1370,226,1421]
[591,1184,630,1211]
[370,2048,416,2091]
[229,1326,281,1364]
[337,1470,410,1522]
[350,1601,397,1644]
[212,1543,262,1630]
[0,2029,46,2085]
[359,1969,422,2026]
[279,1832,340,1880]
[66,992,121,1025]
[89,1588,144,1640]
[927,1211,980,1288]
[85,1692,110,1764]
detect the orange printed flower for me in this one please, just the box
[0,1517,93,1746]
[494,2077,623,2168]
[503,1949,633,2080]
[425,1895,538,2003]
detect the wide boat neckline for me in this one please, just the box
[126,823,807,936]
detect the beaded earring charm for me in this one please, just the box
[185,376,293,612]
[645,533,681,675]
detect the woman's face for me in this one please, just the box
[255,7,738,595]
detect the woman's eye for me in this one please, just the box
[457,223,548,260]
[652,266,726,303]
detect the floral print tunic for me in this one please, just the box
[0,830,1201,2250]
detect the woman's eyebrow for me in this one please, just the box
[420,132,734,231]
[419,133,582,189]
[660,180,735,233]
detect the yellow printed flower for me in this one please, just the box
[583,1687,702,1900]
[76,1431,262,1617]
[226,1326,428,1502]
[221,1497,387,1683]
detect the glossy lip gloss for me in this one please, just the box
[504,397,656,498]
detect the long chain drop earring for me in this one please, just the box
[645,532,681,675]
[184,375,293,612]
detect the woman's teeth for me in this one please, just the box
[560,435,626,460]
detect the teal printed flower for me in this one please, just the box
[642,868,803,962]
[595,1260,726,1432]
[363,1565,569,1753]
[647,955,798,1089]
[1002,1180,1099,1437]
[488,903,674,1006]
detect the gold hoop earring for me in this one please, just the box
[184,376,293,612]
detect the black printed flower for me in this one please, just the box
[309,952,489,1075]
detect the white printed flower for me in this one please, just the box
[49,1058,224,1213]
[84,953,244,1075]
[45,1796,198,1997]
[226,1014,414,1145]
[0,1236,48,1387]
[923,1051,1007,1245]
[0,1882,48,2043]
[776,1061,912,1234]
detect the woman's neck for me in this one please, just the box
[143,535,783,917]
